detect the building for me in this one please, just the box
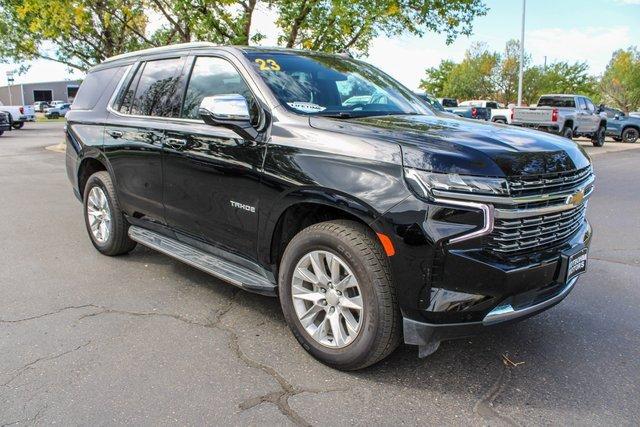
[0,80,83,106]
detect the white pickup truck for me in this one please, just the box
[0,102,36,129]
[512,94,607,146]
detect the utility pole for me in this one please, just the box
[517,0,526,106]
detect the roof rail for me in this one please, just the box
[103,42,218,64]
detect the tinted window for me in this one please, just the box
[73,66,124,110]
[129,58,184,117]
[538,96,575,108]
[182,56,258,122]
[243,51,430,118]
[486,102,499,109]
[441,99,458,107]
[576,97,587,110]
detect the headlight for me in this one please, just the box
[405,168,509,199]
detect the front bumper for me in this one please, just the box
[403,274,581,356]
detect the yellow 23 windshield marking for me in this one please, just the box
[254,58,281,71]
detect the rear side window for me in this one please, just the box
[576,97,587,110]
[486,102,499,109]
[181,56,259,122]
[538,96,575,108]
[129,58,185,117]
[72,66,125,110]
[441,99,457,107]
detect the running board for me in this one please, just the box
[128,226,277,296]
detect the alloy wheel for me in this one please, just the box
[291,250,364,348]
[86,186,112,243]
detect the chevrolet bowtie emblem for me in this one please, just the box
[566,189,585,205]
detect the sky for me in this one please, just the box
[1,0,638,90]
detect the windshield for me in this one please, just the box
[244,51,431,118]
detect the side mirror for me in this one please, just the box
[199,94,258,139]
[614,114,620,120]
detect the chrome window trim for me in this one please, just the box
[106,54,270,127]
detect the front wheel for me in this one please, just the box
[278,220,401,370]
[83,171,136,256]
[592,126,606,147]
[622,127,639,144]
[12,122,24,130]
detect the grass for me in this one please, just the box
[35,113,66,123]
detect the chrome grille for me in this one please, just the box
[508,166,592,197]
[486,203,587,253]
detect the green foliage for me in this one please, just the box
[0,0,487,71]
[0,0,149,70]
[600,47,640,113]
[420,39,598,105]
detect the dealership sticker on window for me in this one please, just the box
[286,102,326,113]
[254,58,281,71]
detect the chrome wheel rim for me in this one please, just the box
[291,250,364,348]
[87,186,111,244]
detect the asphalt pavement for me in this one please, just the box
[1,122,639,426]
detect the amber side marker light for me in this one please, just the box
[376,233,396,257]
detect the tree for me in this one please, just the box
[0,0,488,72]
[272,0,488,55]
[494,39,529,105]
[600,47,640,113]
[419,60,456,95]
[0,0,148,71]
[419,42,498,100]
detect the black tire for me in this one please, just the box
[0,131,3,137]
[493,118,507,124]
[12,122,24,130]
[278,220,401,371]
[561,126,574,139]
[83,171,136,256]
[613,137,622,142]
[622,127,639,144]
[591,126,606,147]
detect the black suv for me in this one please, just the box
[66,44,593,370]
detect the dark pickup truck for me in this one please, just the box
[438,97,490,120]
[66,44,593,370]
[0,111,11,136]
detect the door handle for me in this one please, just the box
[107,130,124,139]
[164,137,188,150]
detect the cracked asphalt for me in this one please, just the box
[1,122,639,426]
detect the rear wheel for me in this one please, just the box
[591,126,606,147]
[493,118,507,124]
[622,127,639,144]
[12,122,23,130]
[83,171,136,256]
[561,126,574,139]
[278,220,401,370]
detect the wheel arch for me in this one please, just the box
[262,190,384,269]
[77,157,109,198]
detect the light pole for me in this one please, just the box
[5,71,14,105]
[517,0,526,106]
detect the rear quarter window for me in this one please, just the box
[72,66,125,110]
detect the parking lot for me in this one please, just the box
[1,122,639,425]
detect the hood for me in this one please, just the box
[309,114,591,177]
